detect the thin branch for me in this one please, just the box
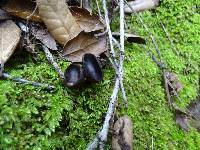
[26,4,38,20]
[1,72,54,91]
[42,45,65,82]
[95,0,104,22]
[119,0,128,110]
[124,0,163,62]
[87,0,128,149]
[101,0,128,110]
[160,21,179,56]
[87,78,120,150]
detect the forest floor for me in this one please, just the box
[0,0,199,149]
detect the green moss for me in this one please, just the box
[0,0,200,149]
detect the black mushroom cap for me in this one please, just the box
[82,53,103,82]
[64,63,85,87]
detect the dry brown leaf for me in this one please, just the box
[0,20,21,65]
[62,32,107,62]
[112,115,133,150]
[2,1,104,33]
[1,0,42,22]
[70,7,104,32]
[36,0,82,46]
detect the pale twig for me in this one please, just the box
[26,4,38,20]
[87,78,120,150]
[87,0,128,149]
[119,0,128,110]
[124,0,163,61]
[1,72,54,91]
[95,0,104,22]
[101,0,128,110]
[160,22,179,56]
[42,45,65,82]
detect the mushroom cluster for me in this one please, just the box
[64,53,103,87]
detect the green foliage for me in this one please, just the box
[0,0,199,149]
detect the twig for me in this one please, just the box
[95,0,104,22]
[119,0,128,110]
[124,0,163,62]
[101,0,128,110]
[87,0,128,149]
[1,72,54,91]
[87,78,120,150]
[26,4,38,20]
[42,45,65,82]
[160,21,179,56]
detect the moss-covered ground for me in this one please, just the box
[0,0,199,149]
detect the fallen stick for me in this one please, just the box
[87,0,127,149]
[87,78,120,150]
[1,72,54,91]
[42,45,65,82]
[160,21,179,56]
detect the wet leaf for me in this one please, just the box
[1,0,42,22]
[0,20,21,65]
[175,110,189,132]
[70,7,104,32]
[36,0,82,46]
[62,32,107,62]
[31,26,57,50]
[112,115,133,150]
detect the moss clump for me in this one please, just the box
[0,0,199,149]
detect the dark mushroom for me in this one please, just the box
[64,63,85,87]
[82,53,103,82]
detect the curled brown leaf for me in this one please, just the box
[62,32,107,62]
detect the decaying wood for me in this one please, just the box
[112,116,133,150]
[37,0,82,46]
[0,20,21,65]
